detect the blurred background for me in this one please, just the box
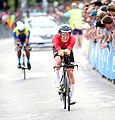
[0,0,89,39]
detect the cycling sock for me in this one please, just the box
[70,84,77,102]
[27,58,30,63]
[59,68,62,78]
[55,70,60,82]
[18,57,21,64]
[71,84,75,96]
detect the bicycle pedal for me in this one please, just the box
[63,92,66,96]
[68,86,72,92]
[58,91,61,95]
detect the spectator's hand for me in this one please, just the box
[54,8,58,13]
[100,42,107,49]
[64,49,71,55]
[58,49,65,56]
[113,44,115,51]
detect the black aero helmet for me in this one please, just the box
[58,24,72,35]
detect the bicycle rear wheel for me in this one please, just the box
[22,63,26,80]
[23,68,26,80]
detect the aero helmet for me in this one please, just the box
[58,24,72,35]
[16,21,25,32]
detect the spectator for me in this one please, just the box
[107,3,115,22]
[101,15,115,49]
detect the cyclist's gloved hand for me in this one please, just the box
[58,49,65,56]
[16,42,22,47]
[64,49,71,55]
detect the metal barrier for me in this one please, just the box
[89,40,115,82]
[0,23,12,39]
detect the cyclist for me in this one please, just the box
[13,21,31,70]
[52,24,77,105]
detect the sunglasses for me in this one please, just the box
[61,32,70,36]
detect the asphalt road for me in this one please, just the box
[0,38,115,120]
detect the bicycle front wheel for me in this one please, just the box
[63,74,68,110]
[66,75,71,111]
[67,84,70,111]
[63,87,66,109]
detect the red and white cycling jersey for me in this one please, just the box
[52,34,76,52]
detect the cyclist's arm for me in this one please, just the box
[52,34,61,51]
[13,32,21,45]
[25,30,30,45]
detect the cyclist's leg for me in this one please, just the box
[17,49,21,68]
[68,68,77,104]
[67,50,75,84]
[67,51,77,104]
[15,40,22,68]
[25,44,31,70]
[53,46,61,87]
[25,45,30,61]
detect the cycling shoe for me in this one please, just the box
[27,63,31,70]
[17,63,21,69]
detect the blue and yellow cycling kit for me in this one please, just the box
[13,27,30,43]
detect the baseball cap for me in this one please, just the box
[100,5,107,11]
[89,10,97,16]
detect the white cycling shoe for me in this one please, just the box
[70,93,77,105]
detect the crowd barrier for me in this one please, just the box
[0,23,12,39]
[89,40,115,81]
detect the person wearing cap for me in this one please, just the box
[13,21,31,70]
[55,2,83,50]
[89,10,97,29]
[88,10,97,43]
[89,9,97,16]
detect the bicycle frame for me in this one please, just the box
[61,62,70,111]
[53,55,78,111]
[61,55,79,111]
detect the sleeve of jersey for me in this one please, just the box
[64,11,70,18]
[67,36,76,51]
[26,30,30,38]
[52,35,61,51]
[13,32,19,40]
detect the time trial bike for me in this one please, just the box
[54,55,78,111]
[16,44,31,80]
